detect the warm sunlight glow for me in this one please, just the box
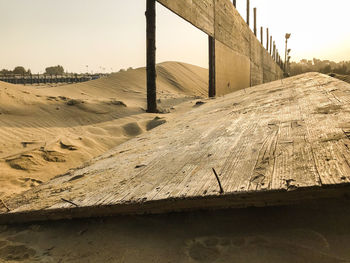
[236,0,350,62]
[1,0,349,72]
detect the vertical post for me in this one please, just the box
[280,55,283,68]
[270,36,272,54]
[260,27,263,44]
[209,36,216,98]
[284,34,291,73]
[285,38,287,72]
[233,0,236,7]
[273,42,276,60]
[266,28,269,50]
[246,0,250,26]
[146,0,157,113]
[253,8,257,36]
[280,56,282,68]
[274,44,278,62]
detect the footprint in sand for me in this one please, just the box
[41,150,66,163]
[21,141,39,148]
[66,99,83,106]
[0,243,36,262]
[6,154,38,171]
[46,96,58,101]
[185,234,348,263]
[108,99,127,107]
[60,140,78,151]
[19,178,43,188]
[123,122,142,137]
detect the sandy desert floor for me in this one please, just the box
[1,198,350,262]
[0,61,208,199]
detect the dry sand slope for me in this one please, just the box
[0,61,208,199]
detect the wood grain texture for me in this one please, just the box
[3,73,349,224]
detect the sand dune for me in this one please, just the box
[0,61,208,198]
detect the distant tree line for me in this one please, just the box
[0,66,31,75]
[0,65,65,75]
[290,59,350,76]
[45,65,64,75]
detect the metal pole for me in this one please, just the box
[146,0,157,113]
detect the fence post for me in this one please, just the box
[146,0,157,113]
[253,8,257,36]
[266,28,269,50]
[233,0,236,7]
[270,36,272,55]
[260,27,263,44]
[246,0,250,25]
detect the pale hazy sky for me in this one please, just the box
[1,0,350,73]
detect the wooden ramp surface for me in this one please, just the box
[2,73,350,223]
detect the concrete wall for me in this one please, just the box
[215,40,250,96]
[157,0,283,95]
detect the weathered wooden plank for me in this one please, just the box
[2,73,349,224]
